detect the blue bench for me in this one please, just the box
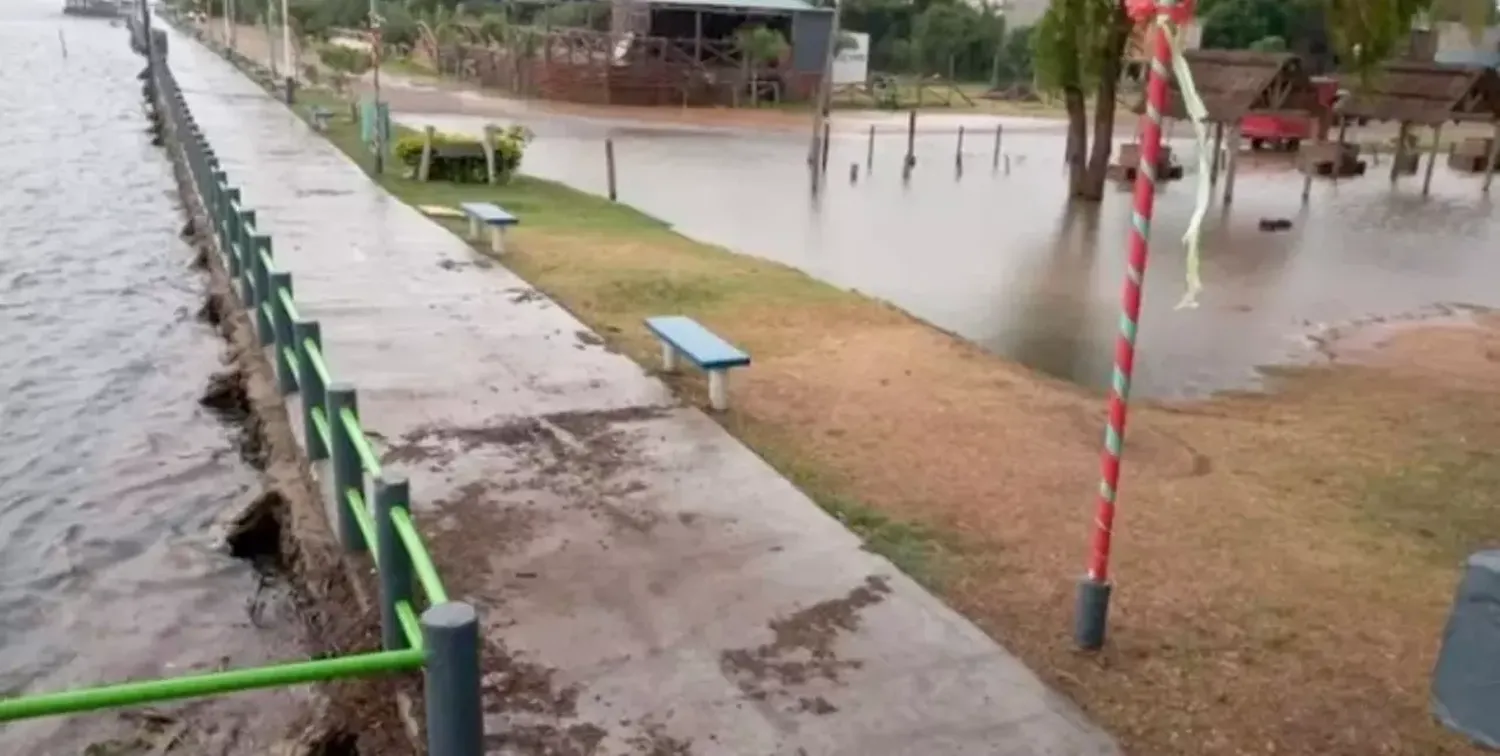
[308,105,332,132]
[645,316,750,411]
[459,201,519,254]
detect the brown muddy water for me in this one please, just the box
[399,89,1500,399]
[0,3,304,752]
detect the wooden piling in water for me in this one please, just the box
[992,123,1003,170]
[605,138,618,201]
[904,111,916,169]
[1422,124,1443,196]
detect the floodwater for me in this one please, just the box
[0,3,303,752]
[398,87,1500,398]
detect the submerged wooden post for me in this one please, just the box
[1423,123,1443,196]
[956,125,965,169]
[993,123,1003,170]
[1209,122,1224,185]
[1222,126,1241,205]
[605,138,618,201]
[482,125,497,184]
[418,125,435,183]
[904,110,916,169]
[821,121,830,172]
[1391,121,1410,183]
[867,124,875,172]
[1483,124,1500,193]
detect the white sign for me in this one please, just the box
[832,31,870,86]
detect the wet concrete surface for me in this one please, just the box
[392,83,1500,399]
[163,24,1120,755]
[0,2,305,752]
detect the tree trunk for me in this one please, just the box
[1079,3,1132,201]
[1063,86,1089,196]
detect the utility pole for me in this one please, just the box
[263,0,277,77]
[807,0,841,191]
[280,0,293,81]
[370,0,384,175]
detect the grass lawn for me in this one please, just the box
[247,67,1497,756]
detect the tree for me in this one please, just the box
[1031,0,1132,200]
[736,25,790,104]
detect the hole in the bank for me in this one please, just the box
[227,490,285,569]
[197,294,225,326]
[200,369,268,469]
[307,729,359,756]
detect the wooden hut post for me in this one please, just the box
[693,11,702,62]
[1209,122,1224,186]
[1483,123,1500,193]
[1222,125,1241,205]
[1390,122,1410,183]
[1422,123,1443,196]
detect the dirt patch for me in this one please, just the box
[200,368,268,470]
[493,202,1500,753]
[720,575,891,705]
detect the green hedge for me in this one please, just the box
[392,126,532,184]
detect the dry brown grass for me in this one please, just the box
[491,221,1500,756]
[285,77,1497,751]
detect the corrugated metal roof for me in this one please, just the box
[644,0,824,13]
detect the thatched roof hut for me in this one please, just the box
[1129,50,1323,124]
[1338,63,1500,125]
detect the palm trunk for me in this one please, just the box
[1079,2,1132,201]
[1063,85,1089,196]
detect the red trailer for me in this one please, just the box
[1241,76,1341,151]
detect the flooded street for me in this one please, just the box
[0,3,303,752]
[398,89,1500,398]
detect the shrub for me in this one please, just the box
[318,43,372,75]
[392,126,533,183]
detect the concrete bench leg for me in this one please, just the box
[661,342,678,373]
[708,369,728,412]
[488,225,506,254]
[467,216,479,241]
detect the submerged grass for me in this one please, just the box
[271,76,1500,755]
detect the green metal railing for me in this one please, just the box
[0,20,485,755]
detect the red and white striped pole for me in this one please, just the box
[1074,0,1185,651]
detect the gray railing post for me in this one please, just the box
[422,603,484,756]
[225,190,242,262]
[237,223,258,302]
[214,179,231,250]
[375,476,414,651]
[293,318,327,460]
[328,383,367,553]
[270,271,296,394]
[253,236,274,339]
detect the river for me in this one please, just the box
[390,84,1500,399]
[0,2,303,752]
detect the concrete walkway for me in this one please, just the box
[163,26,1119,756]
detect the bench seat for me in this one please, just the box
[645,315,750,411]
[459,201,519,254]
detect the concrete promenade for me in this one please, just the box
[163,25,1119,756]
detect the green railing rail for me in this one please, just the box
[0,17,486,755]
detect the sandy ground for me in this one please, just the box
[187,18,1500,753]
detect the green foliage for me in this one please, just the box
[735,25,790,65]
[841,0,1013,80]
[1249,34,1288,51]
[1031,0,1119,95]
[392,126,533,183]
[534,1,610,31]
[318,42,373,74]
